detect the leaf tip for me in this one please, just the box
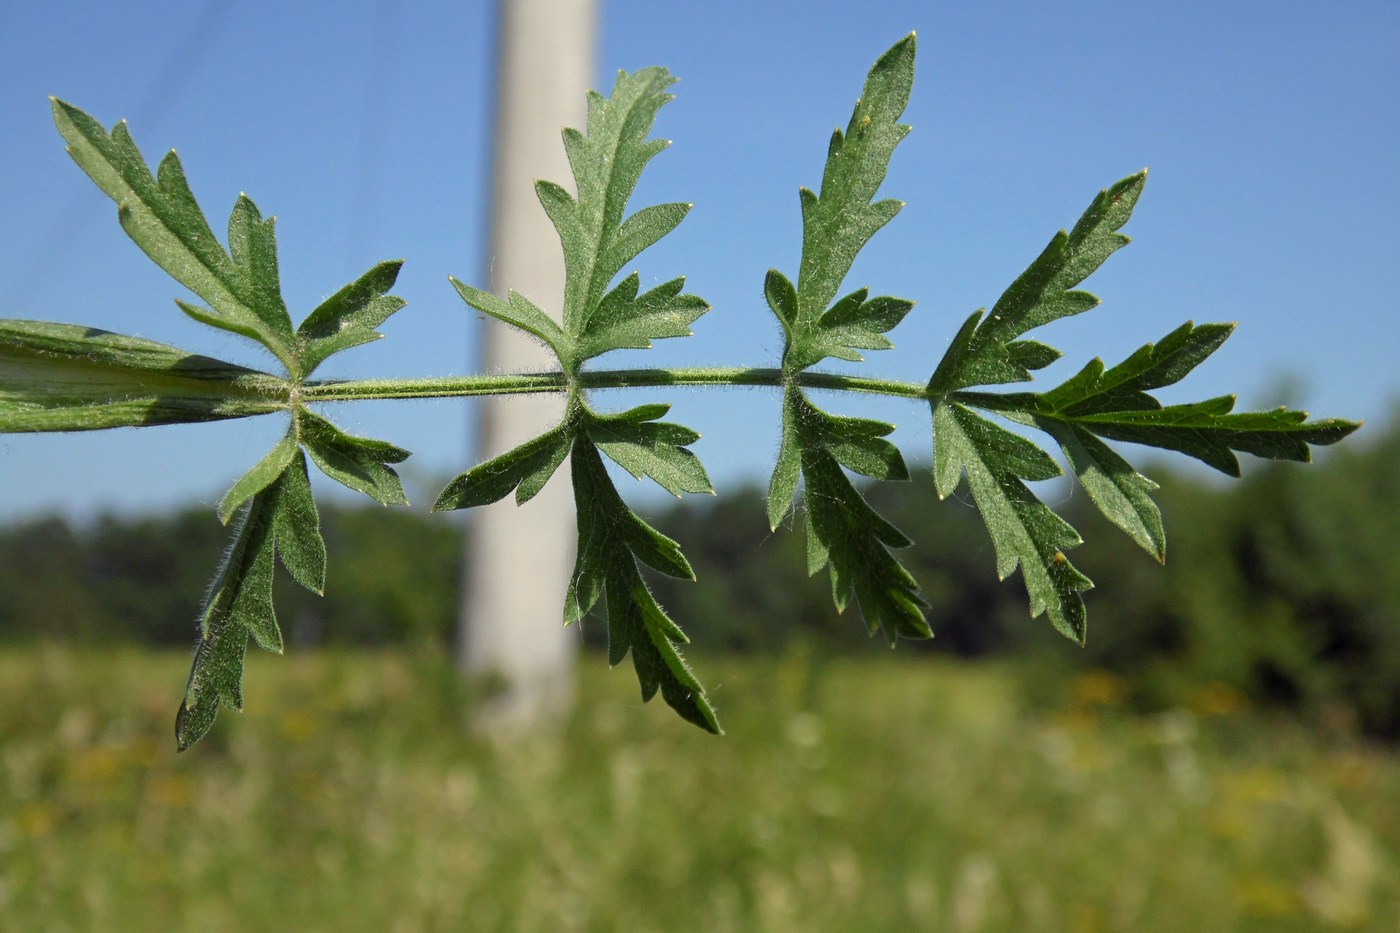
[883,31,917,57]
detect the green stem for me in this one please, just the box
[299,372,566,403]
[299,367,933,404]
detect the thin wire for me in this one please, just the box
[6,0,235,309]
[343,0,401,275]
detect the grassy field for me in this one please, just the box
[1,645,1397,932]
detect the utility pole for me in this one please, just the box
[459,0,597,727]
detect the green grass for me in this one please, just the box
[1,645,1397,931]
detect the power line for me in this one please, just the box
[7,0,235,309]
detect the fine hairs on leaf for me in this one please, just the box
[0,32,1361,750]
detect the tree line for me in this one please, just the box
[3,411,1397,738]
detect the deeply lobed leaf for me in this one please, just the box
[549,67,679,332]
[793,35,915,326]
[927,183,1359,634]
[1020,322,1360,551]
[433,424,572,511]
[53,101,408,381]
[566,440,719,732]
[586,403,713,498]
[435,63,720,734]
[769,388,928,643]
[297,409,410,506]
[53,100,297,368]
[297,260,408,377]
[928,171,1147,395]
[933,400,1091,642]
[433,392,716,732]
[762,36,927,642]
[176,451,326,750]
[577,274,708,362]
[450,66,705,372]
[921,170,1145,635]
[767,34,917,372]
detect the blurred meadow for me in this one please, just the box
[2,646,1397,932]
[3,417,1398,930]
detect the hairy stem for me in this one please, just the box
[298,367,932,404]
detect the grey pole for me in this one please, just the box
[460,0,596,727]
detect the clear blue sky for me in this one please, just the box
[1,1,1396,521]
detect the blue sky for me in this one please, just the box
[1,1,1396,521]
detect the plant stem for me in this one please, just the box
[298,372,566,402]
[298,367,933,404]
